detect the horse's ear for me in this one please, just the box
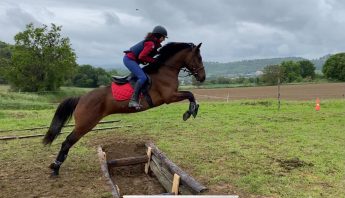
[196,43,202,49]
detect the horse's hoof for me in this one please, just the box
[49,163,55,169]
[49,163,60,177]
[50,172,59,178]
[128,105,142,110]
[50,168,60,177]
[192,104,199,118]
[183,111,191,121]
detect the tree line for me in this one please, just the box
[196,54,345,86]
[0,23,119,92]
[260,60,316,85]
[260,54,345,85]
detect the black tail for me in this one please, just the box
[43,97,80,145]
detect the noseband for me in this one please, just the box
[182,64,204,77]
[163,63,203,78]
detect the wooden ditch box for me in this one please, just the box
[97,142,207,197]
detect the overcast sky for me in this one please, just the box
[1,0,345,68]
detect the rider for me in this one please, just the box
[123,25,168,109]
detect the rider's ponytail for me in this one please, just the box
[145,33,162,40]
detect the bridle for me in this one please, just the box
[164,45,204,78]
[181,64,205,77]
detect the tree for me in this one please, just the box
[0,41,12,84]
[95,67,111,87]
[7,23,77,91]
[280,61,301,83]
[0,58,10,84]
[261,64,284,85]
[299,60,316,79]
[0,41,12,59]
[216,76,231,84]
[72,65,95,87]
[72,64,112,87]
[107,69,119,77]
[322,53,345,81]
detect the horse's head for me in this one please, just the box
[144,42,206,82]
[184,43,206,82]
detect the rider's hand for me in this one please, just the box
[152,59,162,66]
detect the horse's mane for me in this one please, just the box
[143,42,195,74]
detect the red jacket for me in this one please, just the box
[125,37,161,64]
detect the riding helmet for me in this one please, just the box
[152,25,168,38]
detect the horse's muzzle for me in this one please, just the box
[196,74,206,82]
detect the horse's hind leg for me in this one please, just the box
[49,90,109,176]
[49,130,80,176]
[49,110,103,177]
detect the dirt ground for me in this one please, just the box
[191,83,345,101]
[0,140,110,198]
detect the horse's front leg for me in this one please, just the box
[166,91,199,121]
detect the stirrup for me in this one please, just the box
[128,101,142,109]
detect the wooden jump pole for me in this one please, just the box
[171,173,181,195]
[145,142,207,194]
[97,146,121,198]
[144,147,152,174]
[107,155,148,167]
[148,151,202,195]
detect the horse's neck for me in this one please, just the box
[149,49,188,91]
[158,50,187,79]
[161,57,184,76]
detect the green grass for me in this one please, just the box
[123,100,345,197]
[0,86,344,197]
[0,85,90,110]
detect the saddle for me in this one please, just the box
[111,74,154,107]
[112,74,134,85]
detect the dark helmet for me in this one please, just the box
[152,25,168,38]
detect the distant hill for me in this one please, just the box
[101,55,330,78]
[204,55,330,77]
[310,54,331,70]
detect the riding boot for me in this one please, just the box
[129,81,142,109]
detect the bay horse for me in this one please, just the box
[43,42,206,176]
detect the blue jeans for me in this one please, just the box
[123,56,148,87]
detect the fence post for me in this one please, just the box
[278,77,281,111]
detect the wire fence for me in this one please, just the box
[193,93,345,101]
[0,120,121,133]
[0,120,132,141]
[192,83,345,102]
[0,125,132,141]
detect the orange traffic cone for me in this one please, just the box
[315,98,320,111]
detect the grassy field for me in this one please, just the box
[0,85,345,197]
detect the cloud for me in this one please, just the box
[1,0,345,67]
